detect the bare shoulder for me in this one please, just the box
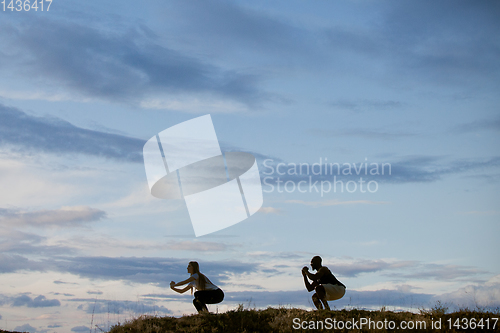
[317,266,330,275]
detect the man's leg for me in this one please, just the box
[311,293,323,310]
[315,285,330,310]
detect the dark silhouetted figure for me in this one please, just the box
[170,261,224,313]
[302,256,345,310]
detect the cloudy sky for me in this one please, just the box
[1,0,499,332]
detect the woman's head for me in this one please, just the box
[188,261,206,289]
[188,261,200,274]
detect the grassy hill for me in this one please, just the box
[108,305,500,332]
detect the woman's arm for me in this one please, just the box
[171,285,192,294]
[171,276,195,288]
[170,275,196,294]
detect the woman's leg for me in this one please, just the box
[204,288,224,304]
[193,289,224,312]
[193,291,209,312]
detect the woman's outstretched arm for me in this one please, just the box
[170,284,192,294]
[171,276,195,288]
[170,276,196,294]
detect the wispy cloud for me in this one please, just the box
[0,206,106,228]
[5,103,497,187]
[0,104,279,166]
[0,104,145,162]
[309,128,417,140]
[260,154,500,185]
[53,281,78,285]
[398,264,485,281]
[158,0,317,64]
[68,298,172,315]
[324,1,500,89]
[47,256,260,287]
[315,258,487,281]
[332,259,415,278]
[0,228,76,257]
[165,240,230,252]
[162,0,500,92]
[0,16,265,106]
[14,324,37,333]
[0,254,45,273]
[438,275,500,308]
[381,1,500,86]
[258,207,282,214]
[53,256,484,286]
[452,118,500,134]
[329,99,403,112]
[246,251,305,260]
[147,288,434,309]
[285,200,390,207]
[11,294,61,308]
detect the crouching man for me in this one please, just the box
[302,256,345,310]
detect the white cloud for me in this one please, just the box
[331,258,415,277]
[0,206,105,228]
[258,207,282,214]
[437,274,500,308]
[0,88,74,102]
[14,324,37,333]
[140,94,248,114]
[0,158,76,207]
[99,184,182,217]
[165,240,229,252]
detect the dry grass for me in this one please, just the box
[108,304,500,332]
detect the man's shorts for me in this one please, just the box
[323,283,345,301]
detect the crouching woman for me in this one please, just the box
[170,261,224,313]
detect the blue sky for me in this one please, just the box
[1,0,499,332]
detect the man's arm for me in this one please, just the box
[303,274,315,292]
[302,267,317,292]
[304,266,327,281]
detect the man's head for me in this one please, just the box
[311,256,322,270]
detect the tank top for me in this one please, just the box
[189,273,218,291]
[319,267,346,288]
